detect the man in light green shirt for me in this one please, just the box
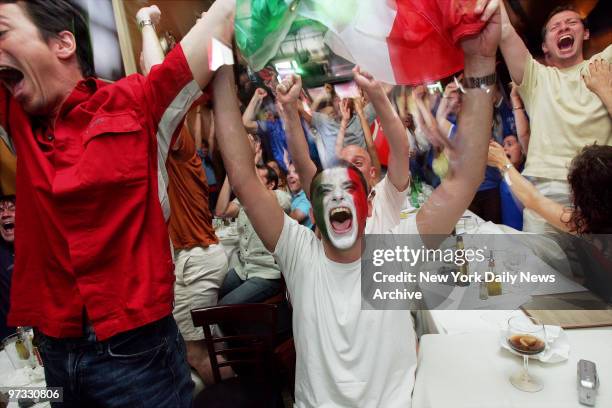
[499,3,612,233]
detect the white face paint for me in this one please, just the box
[316,168,363,250]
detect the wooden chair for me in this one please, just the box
[191,304,285,408]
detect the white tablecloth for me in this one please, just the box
[414,310,612,408]
[0,349,49,408]
[413,330,612,408]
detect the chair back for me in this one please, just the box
[191,303,278,384]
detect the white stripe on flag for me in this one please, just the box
[323,1,397,84]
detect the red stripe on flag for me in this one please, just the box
[387,0,487,85]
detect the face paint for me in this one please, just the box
[312,167,368,250]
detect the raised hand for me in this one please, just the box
[340,98,351,124]
[353,66,383,95]
[461,0,501,60]
[443,81,460,98]
[352,96,365,114]
[254,88,268,100]
[487,140,509,169]
[136,5,161,25]
[276,74,302,105]
[583,59,612,97]
[413,85,427,101]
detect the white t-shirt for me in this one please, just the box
[365,175,409,234]
[274,215,418,408]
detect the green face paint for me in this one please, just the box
[311,167,368,250]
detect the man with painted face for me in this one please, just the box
[499,2,612,233]
[278,66,411,235]
[212,0,500,403]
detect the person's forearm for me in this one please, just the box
[212,65,284,250]
[281,104,318,199]
[214,176,233,218]
[141,24,165,74]
[208,110,216,153]
[335,119,348,158]
[357,110,382,182]
[367,90,409,189]
[311,95,326,112]
[451,57,496,187]
[502,166,570,232]
[512,107,530,154]
[193,108,203,150]
[502,166,538,210]
[435,97,453,137]
[242,94,262,132]
[180,0,234,89]
[416,98,451,149]
[297,100,313,124]
[499,2,529,85]
[418,57,495,235]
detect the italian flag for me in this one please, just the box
[235,0,486,85]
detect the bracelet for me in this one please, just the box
[501,162,513,172]
[512,106,524,111]
[138,18,154,30]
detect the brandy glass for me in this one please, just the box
[506,315,546,392]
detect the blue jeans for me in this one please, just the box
[218,268,281,305]
[36,315,193,408]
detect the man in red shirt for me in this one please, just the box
[0,0,234,405]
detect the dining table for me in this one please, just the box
[406,199,612,407]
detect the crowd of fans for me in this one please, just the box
[0,0,610,406]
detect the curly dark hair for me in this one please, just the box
[566,145,612,234]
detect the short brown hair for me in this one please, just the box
[541,4,587,40]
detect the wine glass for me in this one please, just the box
[506,315,547,392]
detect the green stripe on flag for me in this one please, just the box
[235,0,300,71]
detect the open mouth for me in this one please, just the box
[329,207,352,234]
[0,65,25,96]
[557,35,574,52]
[1,221,14,233]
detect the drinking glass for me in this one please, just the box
[506,316,546,392]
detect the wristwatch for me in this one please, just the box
[501,162,513,173]
[461,73,497,92]
[138,18,154,30]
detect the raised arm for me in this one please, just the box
[417,0,501,236]
[436,81,459,138]
[353,67,410,190]
[499,0,530,85]
[213,65,285,251]
[242,88,267,133]
[180,0,235,89]
[334,99,350,158]
[311,84,333,114]
[414,86,451,150]
[488,141,570,232]
[277,75,318,200]
[354,96,382,182]
[137,6,165,73]
[583,59,612,116]
[510,83,530,153]
[214,176,240,219]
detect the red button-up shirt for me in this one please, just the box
[6,45,202,340]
